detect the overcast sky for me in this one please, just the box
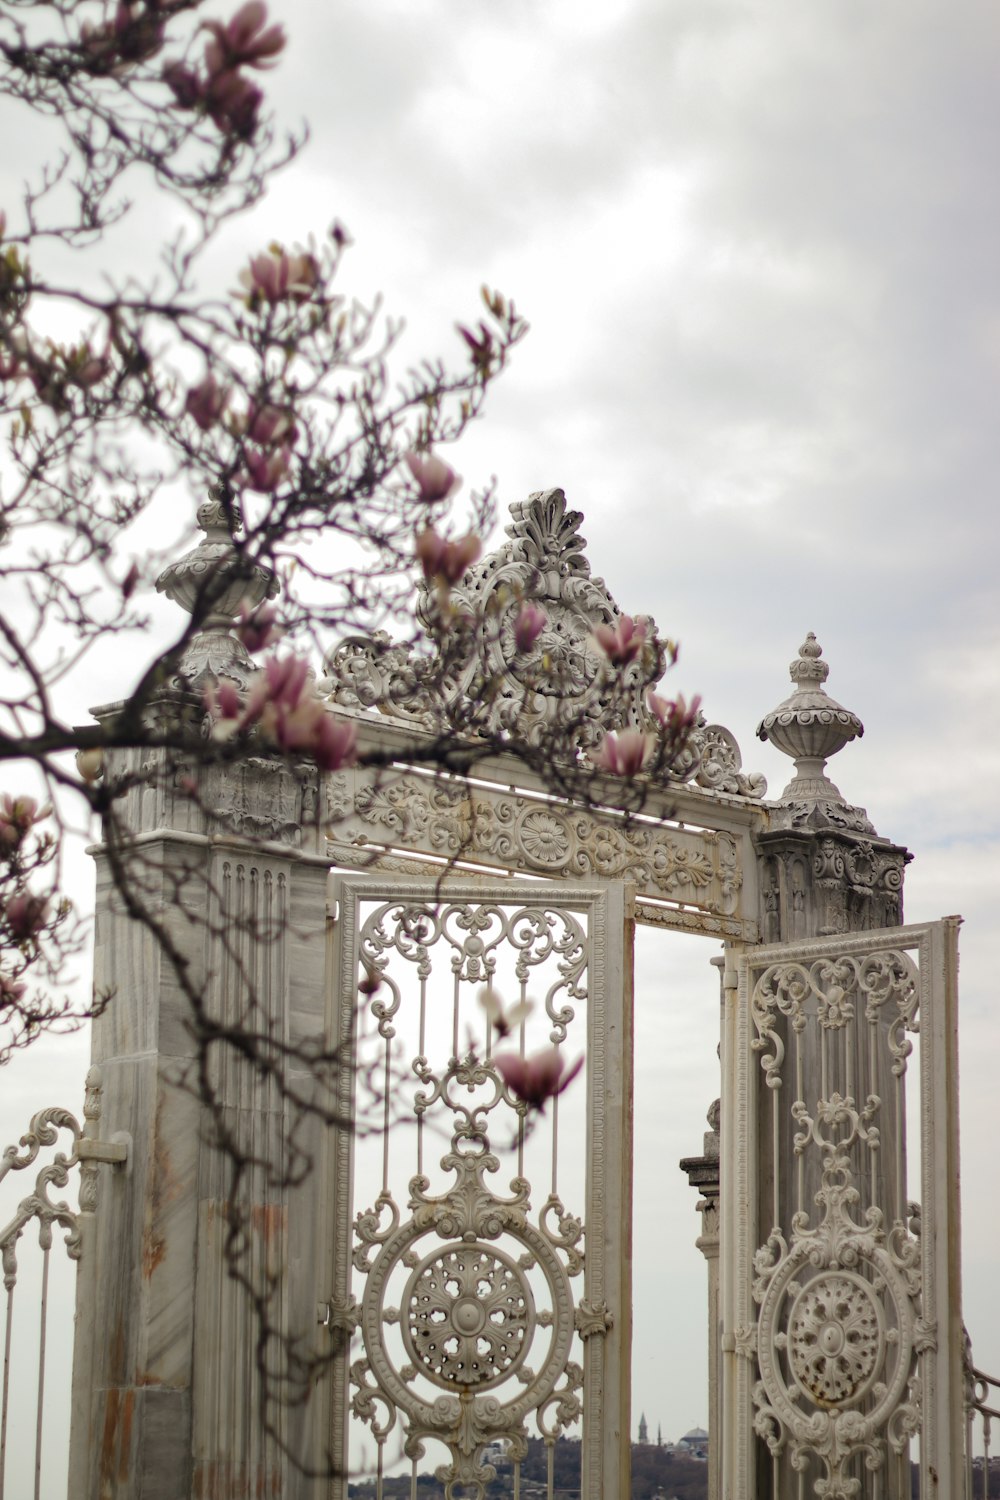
[3,0,1000,1474]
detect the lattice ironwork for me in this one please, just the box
[328,878,629,1500]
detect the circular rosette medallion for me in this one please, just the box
[403,1242,535,1390]
[787,1272,883,1405]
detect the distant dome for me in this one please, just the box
[681,1427,708,1443]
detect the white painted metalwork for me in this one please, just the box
[0,1068,126,1500]
[722,921,963,1499]
[325,876,632,1500]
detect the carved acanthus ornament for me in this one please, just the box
[323,489,765,799]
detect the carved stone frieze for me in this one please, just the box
[322,489,766,799]
[757,833,908,944]
[326,767,746,921]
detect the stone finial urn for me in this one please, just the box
[756,633,863,803]
[156,486,278,690]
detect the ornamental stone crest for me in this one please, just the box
[323,489,765,798]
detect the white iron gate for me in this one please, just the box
[325,876,633,1499]
[721,920,963,1498]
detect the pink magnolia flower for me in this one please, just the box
[203,2,286,75]
[457,320,495,371]
[71,344,110,388]
[647,690,702,738]
[203,680,244,738]
[513,602,547,653]
[592,614,647,669]
[0,795,39,848]
[479,987,533,1040]
[311,713,358,772]
[592,729,653,778]
[5,891,48,941]
[239,245,319,306]
[205,68,262,139]
[0,973,27,1009]
[163,61,204,108]
[404,450,461,504]
[245,402,297,447]
[494,1047,584,1110]
[235,600,280,653]
[415,528,482,588]
[185,373,229,431]
[243,654,310,724]
[242,444,290,492]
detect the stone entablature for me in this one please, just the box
[325,759,763,940]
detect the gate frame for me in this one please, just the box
[720,919,963,1498]
[325,874,635,1499]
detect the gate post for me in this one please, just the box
[68,740,332,1500]
[721,635,920,1498]
[68,499,334,1499]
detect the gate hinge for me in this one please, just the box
[77,1137,129,1166]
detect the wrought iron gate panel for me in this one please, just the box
[722,920,962,1499]
[326,877,632,1500]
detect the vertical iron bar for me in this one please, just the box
[33,1243,50,1500]
[0,1282,15,1500]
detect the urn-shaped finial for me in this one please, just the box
[155,485,278,689]
[756,634,863,803]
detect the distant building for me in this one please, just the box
[679,1426,709,1460]
[638,1412,648,1444]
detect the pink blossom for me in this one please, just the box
[457,320,494,371]
[244,402,297,447]
[164,61,204,108]
[494,1047,584,1110]
[244,654,311,722]
[592,729,653,778]
[404,450,461,504]
[72,345,110,388]
[647,690,702,738]
[592,614,647,669]
[203,2,286,75]
[114,3,165,63]
[311,713,358,772]
[513,602,547,653]
[415,528,482,587]
[241,444,290,492]
[0,973,27,1009]
[0,795,40,847]
[185,374,229,431]
[235,600,280,653]
[121,561,140,600]
[238,245,319,305]
[203,680,244,734]
[5,891,48,941]
[205,68,262,139]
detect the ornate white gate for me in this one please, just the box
[326,876,633,1499]
[721,921,963,1498]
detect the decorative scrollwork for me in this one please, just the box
[787,1272,883,1405]
[404,1243,533,1389]
[347,892,593,1496]
[322,489,766,797]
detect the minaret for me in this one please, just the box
[638,1412,648,1444]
